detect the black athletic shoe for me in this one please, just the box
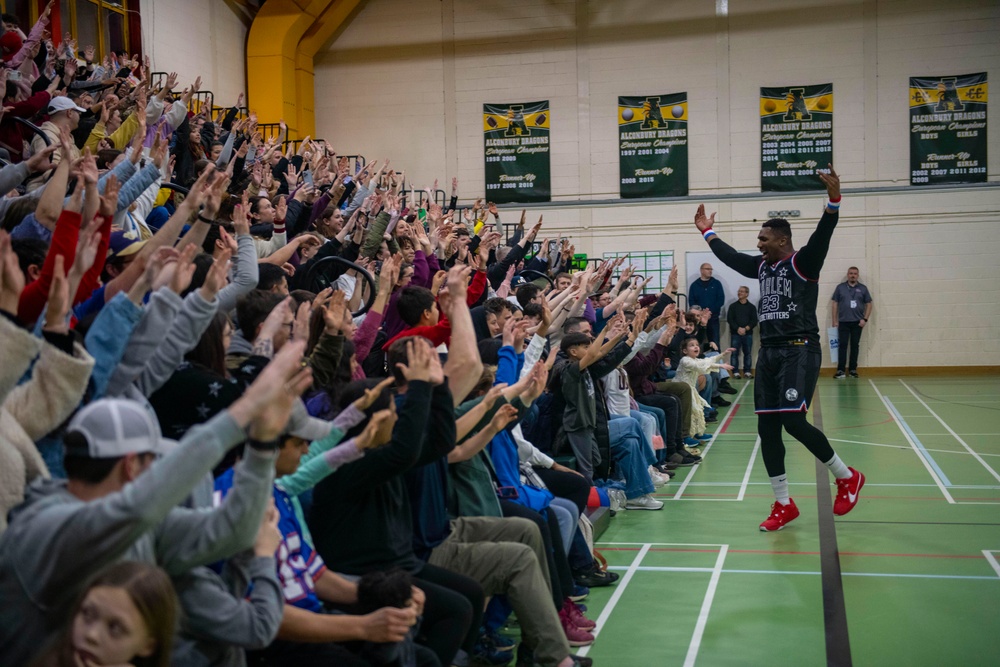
[573,567,619,588]
[849,370,859,378]
[705,414,719,423]
[712,396,731,407]
[718,384,738,395]
[833,370,846,379]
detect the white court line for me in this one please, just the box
[683,545,729,667]
[672,381,751,501]
[983,551,1000,579]
[682,481,1000,489]
[736,437,760,501]
[830,437,1000,459]
[597,541,727,547]
[604,565,1000,582]
[900,380,1000,484]
[576,543,651,657]
[869,380,956,504]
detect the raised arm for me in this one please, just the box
[694,205,761,279]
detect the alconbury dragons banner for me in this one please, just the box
[909,72,987,185]
[618,93,689,198]
[760,83,833,192]
[484,101,551,203]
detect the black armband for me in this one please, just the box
[247,437,281,451]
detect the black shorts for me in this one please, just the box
[753,344,821,414]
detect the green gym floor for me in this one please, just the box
[576,375,1000,667]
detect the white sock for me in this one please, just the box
[825,454,852,480]
[770,475,790,505]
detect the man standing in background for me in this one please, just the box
[831,267,873,378]
[688,263,725,349]
[727,286,758,379]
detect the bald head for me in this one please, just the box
[700,263,713,280]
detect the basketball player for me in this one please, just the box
[692,165,865,531]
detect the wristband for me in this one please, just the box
[247,437,281,451]
[198,214,215,224]
[702,228,718,242]
[825,200,840,211]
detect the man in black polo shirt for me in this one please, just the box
[691,165,865,532]
[831,267,873,378]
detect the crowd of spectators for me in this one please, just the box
[0,5,741,666]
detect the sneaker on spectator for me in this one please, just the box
[746,370,753,379]
[559,608,595,646]
[712,395,732,407]
[484,627,516,652]
[707,409,719,419]
[568,584,589,602]
[718,382,738,395]
[833,467,865,516]
[472,633,515,665]
[562,599,597,630]
[833,370,846,379]
[759,499,800,531]
[684,446,702,457]
[849,370,859,378]
[625,494,664,510]
[656,461,678,472]
[648,466,668,487]
[669,451,700,467]
[573,565,619,588]
[682,437,701,447]
[706,414,719,423]
[733,372,742,379]
[695,432,713,441]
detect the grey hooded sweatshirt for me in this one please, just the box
[0,410,274,666]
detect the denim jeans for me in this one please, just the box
[608,415,656,499]
[730,332,753,372]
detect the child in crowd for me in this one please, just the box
[673,338,734,442]
[41,561,178,667]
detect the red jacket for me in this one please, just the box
[382,270,487,350]
[18,210,112,325]
[0,91,51,162]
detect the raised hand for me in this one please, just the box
[394,338,433,383]
[43,255,70,334]
[694,204,716,232]
[490,404,519,432]
[818,163,841,201]
[98,174,120,218]
[169,244,200,294]
[356,409,395,450]
[254,498,281,558]
[352,377,395,412]
[25,144,59,174]
[242,341,313,441]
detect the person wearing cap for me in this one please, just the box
[0,342,312,666]
[24,95,93,190]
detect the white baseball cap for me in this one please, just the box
[47,96,87,115]
[66,399,176,458]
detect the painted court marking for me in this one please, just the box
[672,381,750,501]
[683,545,729,667]
[604,565,1000,582]
[736,437,760,501]
[869,380,956,503]
[900,380,1000,484]
[830,437,1000,459]
[576,543,651,658]
[983,551,1000,580]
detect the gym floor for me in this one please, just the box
[572,375,1000,666]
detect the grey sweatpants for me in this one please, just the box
[428,516,570,667]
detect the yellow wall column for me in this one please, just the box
[246,0,363,139]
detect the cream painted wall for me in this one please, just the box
[138,0,247,106]
[314,0,1000,367]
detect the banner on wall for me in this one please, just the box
[760,83,833,192]
[618,93,689,198]
[483,101,551,203]
[909,72,988,186]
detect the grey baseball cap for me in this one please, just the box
[66,399,177,458]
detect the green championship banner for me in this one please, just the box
[909,73,987,185]
[484,101,551,203]
[760,83,833,192]
[618,93,689,198]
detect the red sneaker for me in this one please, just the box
[833,467,865,516]
[759,499,800,532]
[563,599,596,630]
[559,608,595,646]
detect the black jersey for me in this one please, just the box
[705,207,840,349]
[756,253,819,346]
